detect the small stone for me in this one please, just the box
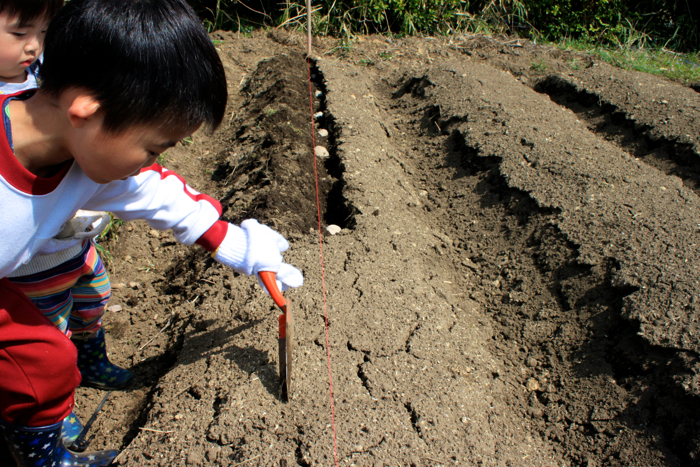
[317,129,329,137]
[326,225,341,235]
[315,146,329,158]
[124,255,133,263]
[107,305,122,312]
[313,111,324,119]
[174,414,183,420]
[418,190,428,197]
[527,407,544,417]
[112,283,127,289]
[526,357,538,367]
[129,282,141,290]
[526,378,540,392]
[148,230,160,238]
[315,90,323,98]
[461,258,479,271]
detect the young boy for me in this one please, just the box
[1,0,133,397]
[0,0,304,466]
[0,0,62,94]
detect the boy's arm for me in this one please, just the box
[83,164,220,245]
[83,164,303,291]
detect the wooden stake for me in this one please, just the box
[306,0,312,57]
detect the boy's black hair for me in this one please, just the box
[41,0,227,133]
[0,0,64,25]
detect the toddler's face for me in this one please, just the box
[0,13,49,84]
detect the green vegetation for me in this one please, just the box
[188,0,699,82]
[190,0,700,82]
[286,121,302,134]
[530,60,548,71]
[559,40,700,83]
[138,262,157,273]
[94,214,124,265]
[526,0,699,53]
[95,243,113,266]
[99,214,124,243]
[195,0,259,34]
[189,0,699,53]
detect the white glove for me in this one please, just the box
[213,219,303,292]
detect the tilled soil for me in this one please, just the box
[11,31,700,467]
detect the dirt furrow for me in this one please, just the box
[566,63,700,154]
[317,57,562,466]
[414,60,700,360]
[534,72,700,196]
[382,58,700,465]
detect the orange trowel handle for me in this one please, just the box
[259,271,289,356]
[258,271,287,312]
[259,270,293,401]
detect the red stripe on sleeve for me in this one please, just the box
[140,164,223,215]
[195,220,229,252]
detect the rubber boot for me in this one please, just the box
[72,328,133,390]
[0,418,118,467]
[61,412,84,445]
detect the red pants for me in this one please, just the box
[0,278,81,426]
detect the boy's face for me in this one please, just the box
[69,113,199,184]
[0,12,49,83]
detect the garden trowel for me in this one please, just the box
[258,271,294,402]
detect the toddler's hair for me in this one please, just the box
[0,0,64,24]
[40,0,227,133]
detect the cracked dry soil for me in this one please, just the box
[7,31,700,467]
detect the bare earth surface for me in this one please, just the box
[19,31,700,467]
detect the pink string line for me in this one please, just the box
[306,54,339,466]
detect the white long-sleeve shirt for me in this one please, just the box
[0,92,230,279]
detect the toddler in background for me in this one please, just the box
[0,0,62,94]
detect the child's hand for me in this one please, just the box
[214,220,303,292]
[255,263,303,294]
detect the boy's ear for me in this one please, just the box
[66,94,101,129]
